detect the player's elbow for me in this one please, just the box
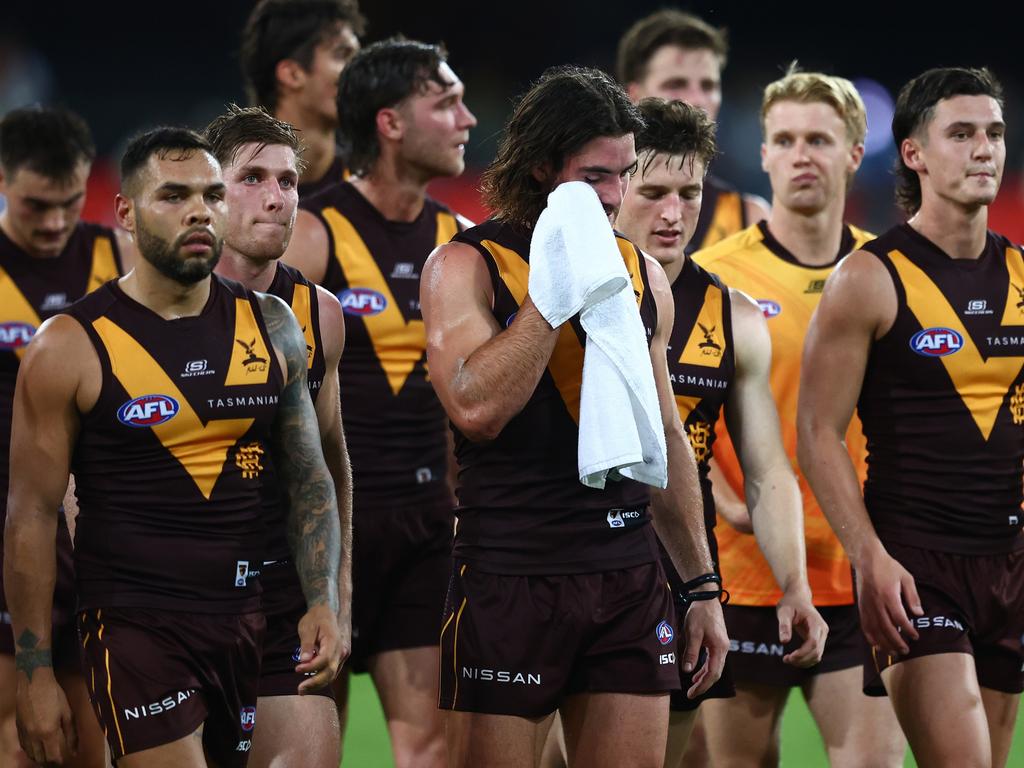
[449,404,505,443]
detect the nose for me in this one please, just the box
[601,176,626,219]
[264,181,285,212]
[459,102,478,130]
[972,132,994,160]
[40,206,67,233]
[659,195,683,225]
[184,198,213,227]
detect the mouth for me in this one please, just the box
[792,173,818,185]
[181,229,215,253]
[652,229,682,246]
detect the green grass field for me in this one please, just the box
[339,674,1024,766]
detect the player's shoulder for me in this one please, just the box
[692,223,768,268]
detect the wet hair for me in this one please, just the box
[634,98,717,176]
[241,0,366,110]
[616,10,728,86]
[204,104,306,172]
[761,64,867,145]
[482,65,644,227]
[337,37,450,176]
[892,66,1003,213]
[120,127,214,196]
[0,105,95,181]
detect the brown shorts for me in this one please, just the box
[350,496,453,672]
[439,561,680,718]
[0,513,79,670]
[257,560,333,699]
[78,608,264,765]
[863,542,1024,696]
[724,604,863,687]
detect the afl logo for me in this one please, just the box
[117,395,179,427]
[656,620,675,645]
[910,327,963,357]
[0,321,36,350]
[757,300,782,318]
[339,288,387,316]
[240,706,256,732]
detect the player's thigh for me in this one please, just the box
[882,652,990,768]
[538,711,566,768]
[802,665,904,768]
[981,687,1020,768]
[55,668,109,768]
[702,683,789,768]
[560,692,669,768]
[247,694,339,768]
[368,645,445,767]
[447,710,547,768]
[663,709,698,768]
[118,725,207,768]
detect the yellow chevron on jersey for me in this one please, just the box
[891,248,1024,441]
[0,263,41,361]
[435,211,459,249]
[92,317,254,500]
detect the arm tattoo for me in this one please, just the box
[259,294,341,613]
[14,629,52,682]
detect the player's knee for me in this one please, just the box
[391,730,446,768]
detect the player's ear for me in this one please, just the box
[275,59,306,94]
[625,82,643,103]
[376,107,403,143]
[760,142,768,173]
[115,194,135,234]
[901,136,925,173]
[531,162,552,185]
[848,142,865,174]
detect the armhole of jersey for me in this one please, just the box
[317,210,344,292]
[864,247,903,347]
[67,309,114,422]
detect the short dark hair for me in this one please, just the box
[616,10,728,86]
[482,66,645,228]
[0,105,96,181]
[204,104,306,172]
[337,37,450,176]
[241,0,366,111]
[120,127,214,196]
[892,67,1004,214]
[634,98,717,176]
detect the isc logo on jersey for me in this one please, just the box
[117,395,179,427]
[339,288,387,316]
[757,300,782,318]
[910,327,963,357]
[0,321,36,350]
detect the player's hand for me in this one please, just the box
[16,669,77,765]
[295,603,347,694]
[681,596,729,698]
[855,544,923,656]
[776,587,828,668]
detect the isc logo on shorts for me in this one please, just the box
[910,327,963,357]
[757,300,782,318]
[656,620,674,645]
[659,653,676,665]
[240,706,256,732]
[0,321,36,350]
[339,288,387,316]
[117,395,179,427]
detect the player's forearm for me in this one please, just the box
[3,512,58,680]
[321,423,353,615]
[651,426,714,581]
[448,299,560,441]
[797,421,881,569]
[746,464,809,595]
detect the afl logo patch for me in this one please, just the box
[0,321,36,350]
[240,706,256,732]
[910,327,963,357]
[117,395,179,427]
[757,300,782,318]
[656,620,675,645]
[339,288,387,316]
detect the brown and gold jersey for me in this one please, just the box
[451,219,661,574]
[667,258,735,560]
[0,221,122,522]
[860,224,1024,555]
[297,154,349,201]
[67,276,283,613]
[303,181,460,504]
[685,175,747,256]
[694,221,874,606]
[261,262,327,562]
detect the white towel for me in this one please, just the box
[528,182,668,490]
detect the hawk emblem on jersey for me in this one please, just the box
[236,338,268,371]
[686,420,712,463]
[1014,283,1024,312]
[1010,383,1024,426]
[698,323,722,356]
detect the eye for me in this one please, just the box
[244,174,259,184]
[280,177,294,189]
[206,191,225,203]
[583,176,601,185]
[165,193,181,203]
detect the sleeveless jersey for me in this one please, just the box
[667,257,735,562]
[685,175,747,256]
[859,223,1024,555]
[302,181,459,505]
[451,218,661,574]
[0,221,122,523]
[260,262,327,562]
[694,221,874,605]
[67,276,283,613]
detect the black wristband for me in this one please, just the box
[676,572,729,607]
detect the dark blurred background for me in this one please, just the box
[3,0,1021,239]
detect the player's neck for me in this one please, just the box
[275,102,336,186]
[663,253,687,285]
[216,247,279,293]
[119,261,212,320]
[766,199,846,267]
[350,161,427,223]
[907,195,989,261]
